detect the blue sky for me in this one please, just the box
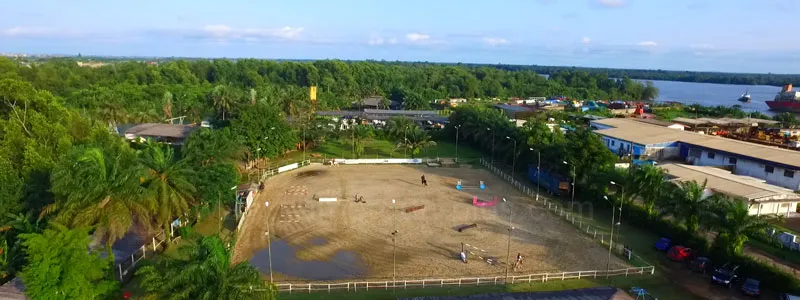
[1,0,799,73]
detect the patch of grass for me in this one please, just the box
[748,238,800,266]
[278,275,692,300]
[311,139,482,160]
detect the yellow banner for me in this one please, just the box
[309,86,317,101]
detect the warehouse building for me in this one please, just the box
[590,118,800,191]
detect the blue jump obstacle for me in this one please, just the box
[456,180,485,191]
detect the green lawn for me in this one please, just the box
[312,139,483,160]
[279,275,687,300]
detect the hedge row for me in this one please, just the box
[622,203,800,293]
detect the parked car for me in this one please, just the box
[781,294,800,300]
[655,237,671,251]
[740,278,760,297]
[689,256,711,274]
[711,263,740,288]
[667,245,693,262]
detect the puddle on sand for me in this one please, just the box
[309,237,327,246]
[250,239,367,280]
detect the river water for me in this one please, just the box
[644,79,783,115]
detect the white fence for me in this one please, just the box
[274,266,654,293]
[238,160,312,233]
[115,231,181,281]
[259,160,311,182]
[480,158,653,266]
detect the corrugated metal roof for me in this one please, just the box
[592,118,800,168]
[493,104,534,112]
[660,163,800,201]
[124,123,197,139]
[0,278,27,300]
[363,109,439,116]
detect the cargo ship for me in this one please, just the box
[766,84,800,112]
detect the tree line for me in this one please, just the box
[0,57,658,126]
[489,64,800,87]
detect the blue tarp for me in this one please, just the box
[527,166,570,196]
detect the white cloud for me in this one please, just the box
[582,37,592,44]
[368,36,384,45]
[689,43,714,50]
[1,26,58,37]
[203,25,232,37]
[406,33,430,42]
[596,0,626,8]
[199,25,304,42]
[389,38,397,44]
[483,37,509,46]
[638,41,658,47]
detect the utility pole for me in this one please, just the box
[604,196,615,278]
[488,128,495,163]
[503,198,513,282]
[455,125,461,162]
[265,201,273,283]
[391,199,397,288]
[563,161,576,211]
[506,136,517,180]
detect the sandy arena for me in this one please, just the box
[232,164,627,282]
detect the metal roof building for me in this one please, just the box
[123,123,198,145]
[591,118,800,191]
[661,163,800,216]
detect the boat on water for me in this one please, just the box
[737,90,751,103]
[766,84,800,112]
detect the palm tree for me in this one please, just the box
[348,124,373,158]
[138,144,196,242]
[211,85,233,120]
[385,117,415,141]
[0,213,43,278]
[49,147,148,261]
[711,200,770,256]
[631,165,669,217]
[660,180,721,232]
[137,235,274,300]
[397,126,437,158]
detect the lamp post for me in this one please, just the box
[488,127,495,163]
[302,124,306,162]
[391,199,397,287]
[603,195,620,278]
[404,125,409,158]
[506,136,517,180]
[502,198,514,282]
[455,125,461,162]
[563,160,576,211]
[264,201,274,283]
[610,180,625,238]
[531,148,540,202]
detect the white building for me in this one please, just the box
[661,163,800,216]
[591,118,800,191]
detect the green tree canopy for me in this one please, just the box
[19,223,118,300]
[136,235,274,300]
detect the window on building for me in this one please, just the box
[765,166,774,173]
[707,152,715,159]
[611,140,615,146]
[729,157,737,164]
[784,170,794,178]
[688,149,701,158]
